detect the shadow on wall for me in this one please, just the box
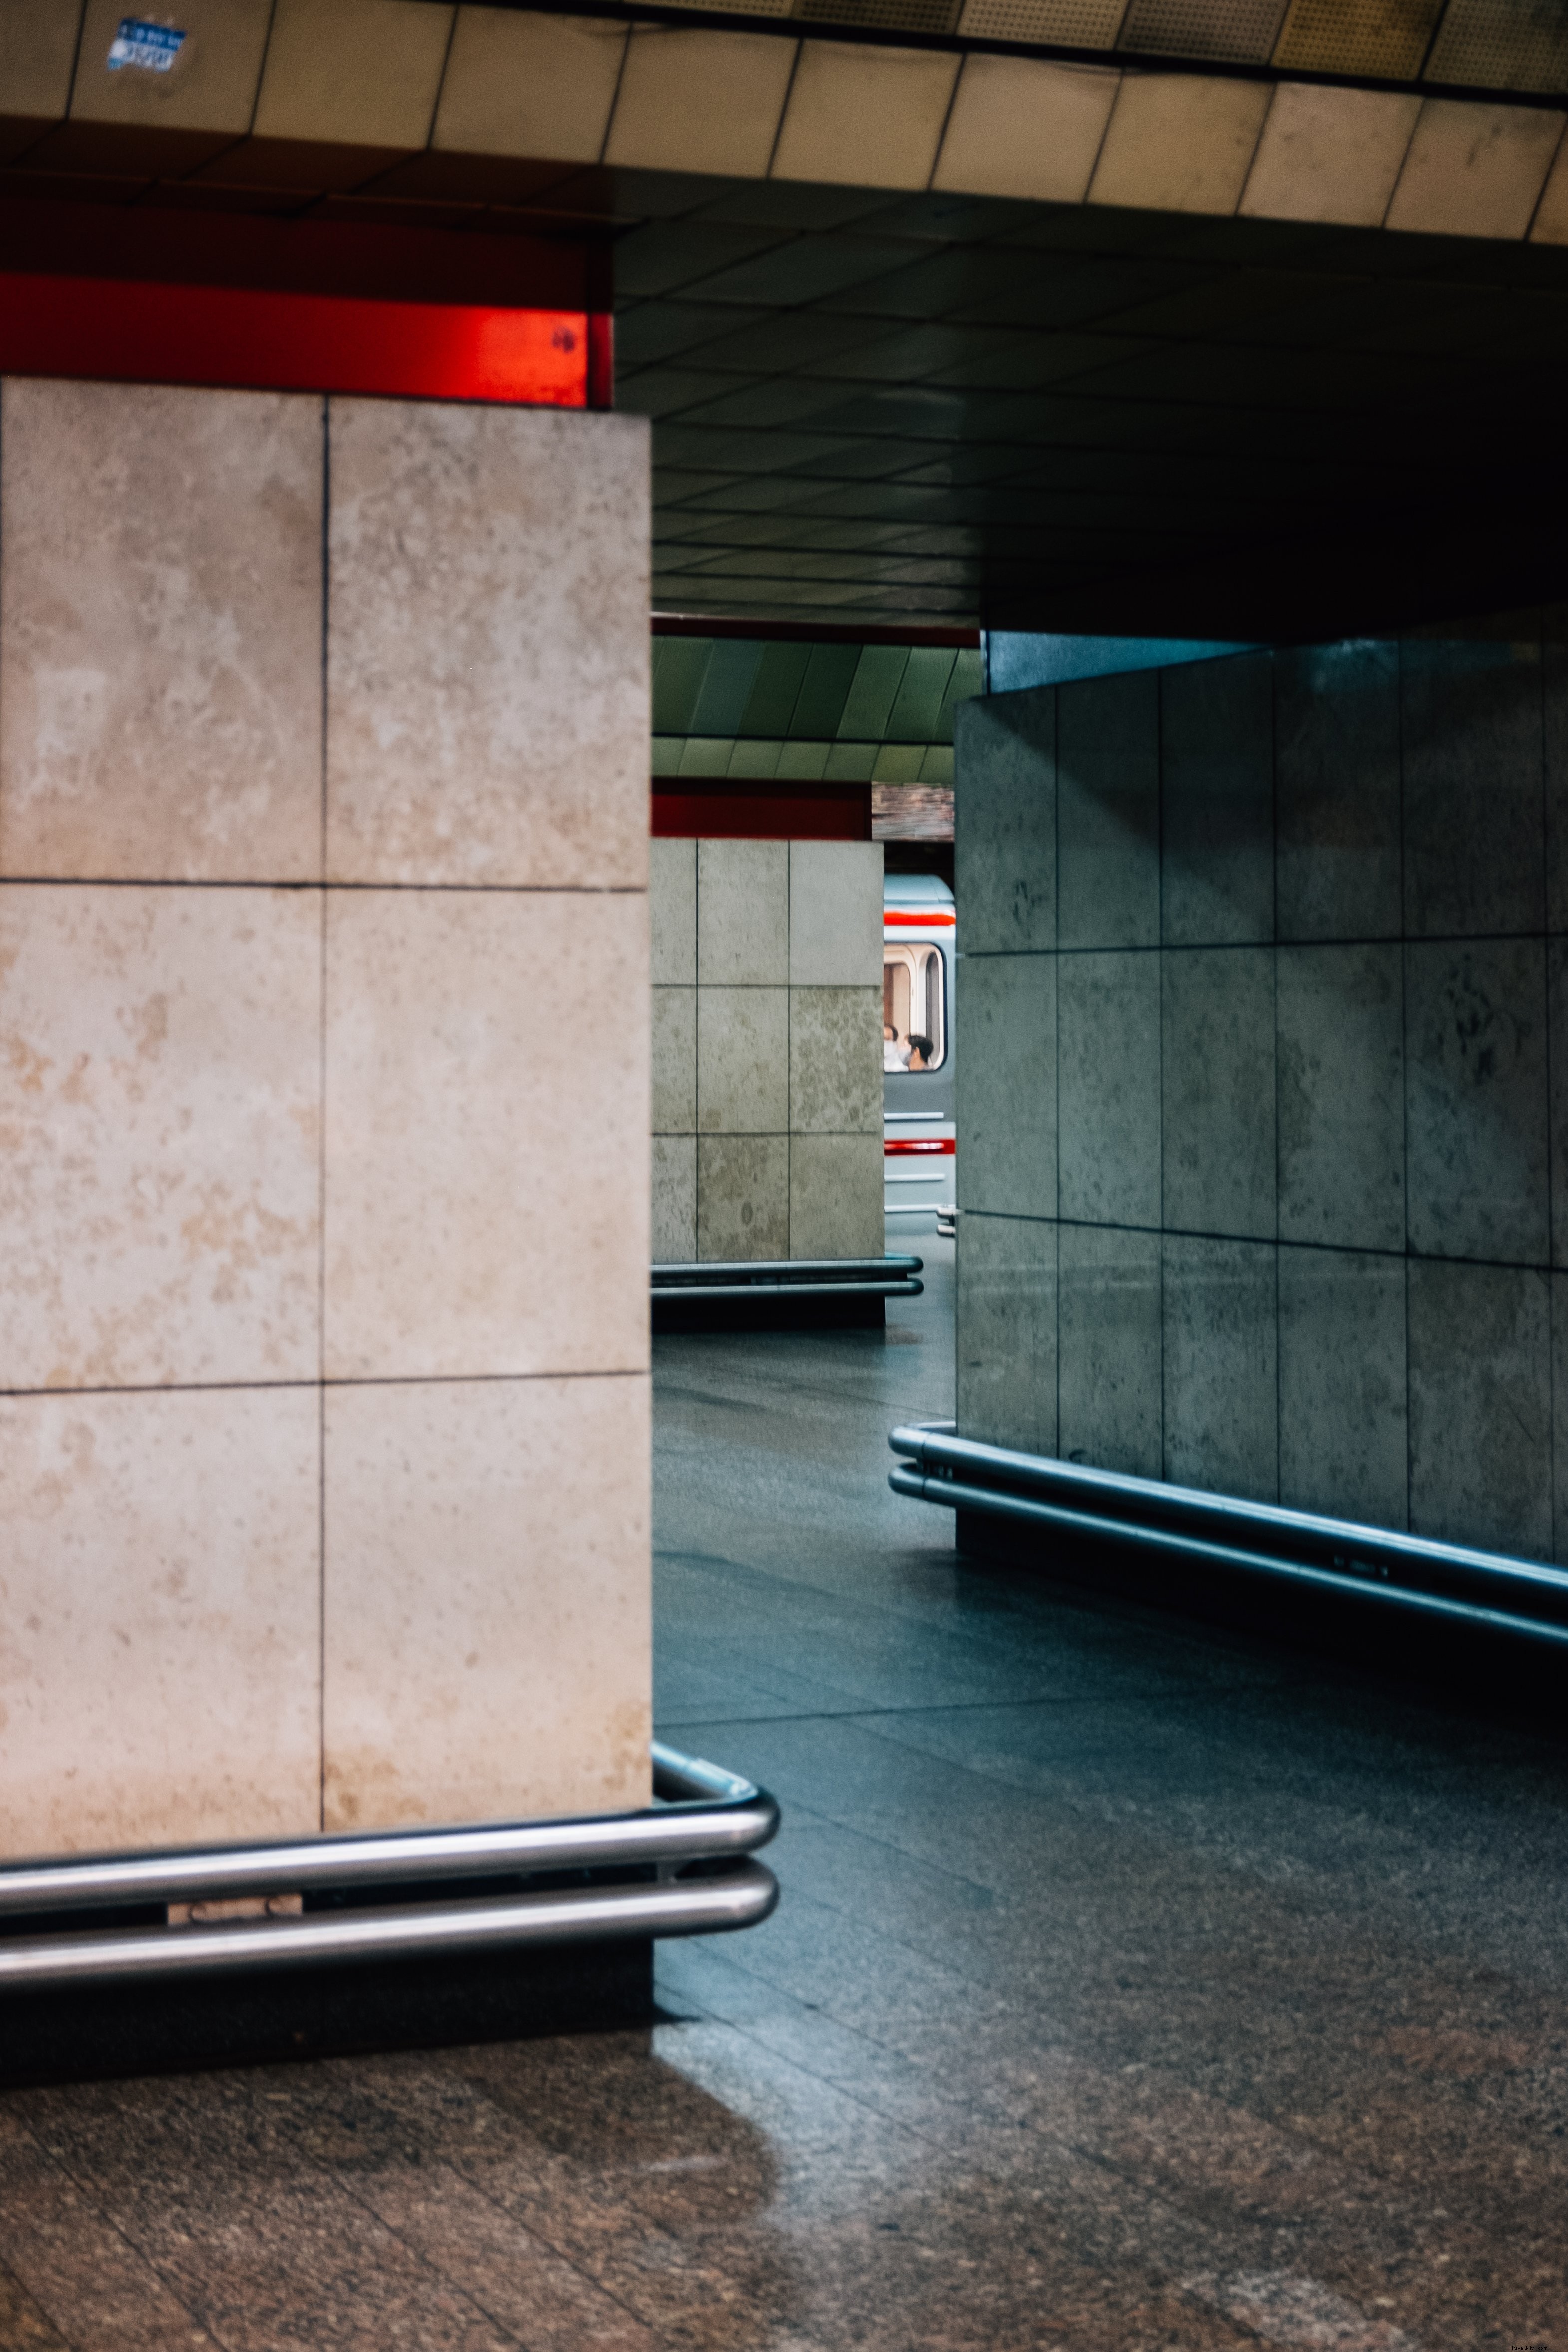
[953,609,1568,1566]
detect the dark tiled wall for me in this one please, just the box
[953,612,1568,1562]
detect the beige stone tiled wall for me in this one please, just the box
[650,837,883,1262]
[0,376,652,1861]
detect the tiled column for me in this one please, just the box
[955,611,1568,1566]
[0,378,651,1859]
[649,836,882,1261]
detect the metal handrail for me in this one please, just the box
[889,1423,1568,1648]
[655,1256,922,1300]
[0,1742,775,1918]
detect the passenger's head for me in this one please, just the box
[906,1034,933,1070]
[883,1023,897,1043]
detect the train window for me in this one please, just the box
[883,943,946,1072]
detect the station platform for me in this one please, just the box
[0,1239,1563,2348]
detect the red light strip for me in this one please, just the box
[885,1138,956,1155]
[0,272,594,407]
[885,910,955,927]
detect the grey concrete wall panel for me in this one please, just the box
[697,986,790,1136]
[1058,1223,1162,1481]
[1161,947,1276,1239]
[1277,1246,1408,1528]
[1162,1234,1278,1502]
[958,953,1057,1219]
[956,1213,1058,1457]
[1408,1258,1552,1561]
[789,1133,885,1260]
[650,837,697,985]
[1058,951,1161,1229]
[1275,641,1401,943]
[1554,1272,1568,1566]
[696,1134,790,1260]
[652,985,697,1134]
[790,987,882,1134]
[1057,669,1160,951]
[652,1134,697,1262]
[1547,607,1568,935]
[697,839,789,984]
[1551,937,1568,1269]
[953,689,1056,956]
[1404,938,1549,1264]
[788,842,884,986]
[1160,653,1274,947]
[1276,943,1404,1252]
[1401,622,1546,939]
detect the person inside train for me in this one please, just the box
[883,1023,910,1072]
[905,1034,934,1071]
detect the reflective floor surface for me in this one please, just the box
[2,1238,1567,2349]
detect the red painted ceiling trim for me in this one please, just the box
[0,271,596,406]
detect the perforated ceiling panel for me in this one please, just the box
[1271,0,1446,78]
[1117,0,1291,57]
[956,0,1131,41]
[797,0,963,31]
[1424,0,1568,90]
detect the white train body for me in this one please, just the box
[883,873,955,1233]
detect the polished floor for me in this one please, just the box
[2,1243,1568,2349]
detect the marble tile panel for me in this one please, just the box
[432,7,627,165]
[772,39,960,192]
[934,54,1121,204]
[956,1212,1058,1456]
[652,1133,697,1262]
[790,987,882,1134]
[651,836,697,985]
[323,1374,650,1831]
[1277,1247,1407,1528]
[324,888,648,1381]
[697,987,789,1135]
[1277,943,1404,1253]
[1058,668,1160,951]
[697,839,789,985]
[0,379,322,882]
[325,400,649,889]
[1162,1234,1278,1502]
[1089,71,1273,214]
[0,883,320,1391]
[789,841,884,986]
[1405,938,1548,1265]
[1058,951,1160,1229]
[789,1133,885,1260]
[606,26,795,178]
[1239,82,1421,226]
[652,986,696,1134]
[1160,653,1274,946]
[1385,95,1565,241]
[0,1385,319,1860]
[1401,619,1545,938]
[1274,640,1401,942]
[953,689,1056,956]
[1058,1224,1161,1479]
[1546,605,1568,933]
[958,953,1056,1220]
[1408,1258,1551,1560]
[1161,948,1275,1241]
[71,0,273,140]
[697,1134,789,1260]
[252,0,453,148]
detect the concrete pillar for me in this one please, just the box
[954,611,1568,1564]
[0,378,651,1859]
[650,836,884,1260]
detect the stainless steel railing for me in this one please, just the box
[0,1744,779,1990]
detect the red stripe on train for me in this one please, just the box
[884,1139,956,1155]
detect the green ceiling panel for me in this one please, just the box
[936,649,986,738]
[651,637,712,735]
[887,646,960,740]
[738,641,815,735]
[689,639,765,734]
[837,645,912,739]
[789,642,865,736]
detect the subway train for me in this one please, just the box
[883,873,955,1235]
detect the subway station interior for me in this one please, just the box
[1,0,1568,2343]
